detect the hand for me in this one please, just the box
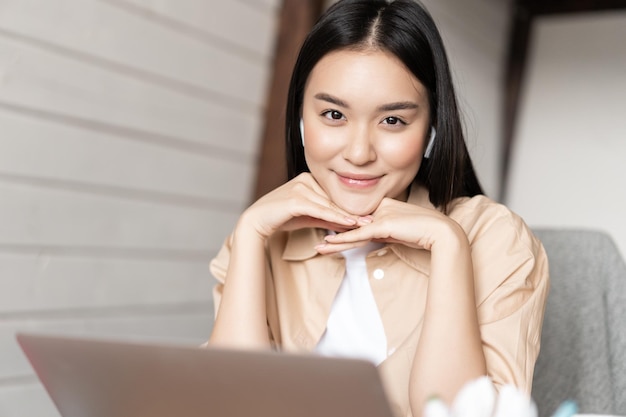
[239,173,362,240]
[316,197,465,254]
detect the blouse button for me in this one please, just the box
[373,268,385,280]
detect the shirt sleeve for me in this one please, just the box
[209,234,233,320]
[467,205,550,393]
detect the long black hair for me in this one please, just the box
[285,0,483,212]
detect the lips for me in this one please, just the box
[335,171,382,188]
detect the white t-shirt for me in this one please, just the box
[315,241,388,365]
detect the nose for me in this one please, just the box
[342,125,376,166]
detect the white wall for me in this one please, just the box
[0,0,278,414]
[506,11,626,257]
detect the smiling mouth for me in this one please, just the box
[335,172,382,188]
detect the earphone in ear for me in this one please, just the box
[424,127,436,158]
[299,119,305,147]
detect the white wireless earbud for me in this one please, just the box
[299,119,305,147]
[424,127,436,158]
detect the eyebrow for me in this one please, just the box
[314,92,419,112]
[314,93,349,108]
[378,101,419,111]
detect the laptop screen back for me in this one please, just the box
[17,332,395,417]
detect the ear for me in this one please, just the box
[299,119,305,147]
[424,127,436,158]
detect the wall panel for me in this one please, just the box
[0,0,276,412]
[0,384,59,417]
[0,111,254,203]
[0,312,213,379]
[113,0,276,59]
[0,182,238,250]
[0,0,268,105]
[0,253,215,313]
[0,28,261,156]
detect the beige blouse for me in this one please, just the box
[210,183,550,417]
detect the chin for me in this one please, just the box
[334,198,380,217]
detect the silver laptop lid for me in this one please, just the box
[17,332,395,417]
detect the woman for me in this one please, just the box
[208,1,549,416]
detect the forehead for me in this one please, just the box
[304,49,428,104]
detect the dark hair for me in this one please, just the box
[285,0,483,212]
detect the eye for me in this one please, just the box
[382,116,406,126]
[322,110,345,121]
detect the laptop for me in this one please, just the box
[16,332,395,417]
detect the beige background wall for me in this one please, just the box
[0,0,278,415]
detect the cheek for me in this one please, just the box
[378,135,424,169]
[303,129,342,165]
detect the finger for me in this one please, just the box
[314,239,372,255]
[324,224,388,244]
[283,216,357,233]
[284,200,358,231]
[298,174,358,218]
[289,182,358,223]
[305,202,358,227]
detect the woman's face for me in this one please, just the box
[301,49,431,216]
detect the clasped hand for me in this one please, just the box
[239,173,465,255]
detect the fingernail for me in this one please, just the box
[358,216,373,224]
[315,242,327,250]
[344,217,357,224]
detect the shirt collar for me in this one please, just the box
[282,228,327,261]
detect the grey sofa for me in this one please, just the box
[531,229,626,417]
